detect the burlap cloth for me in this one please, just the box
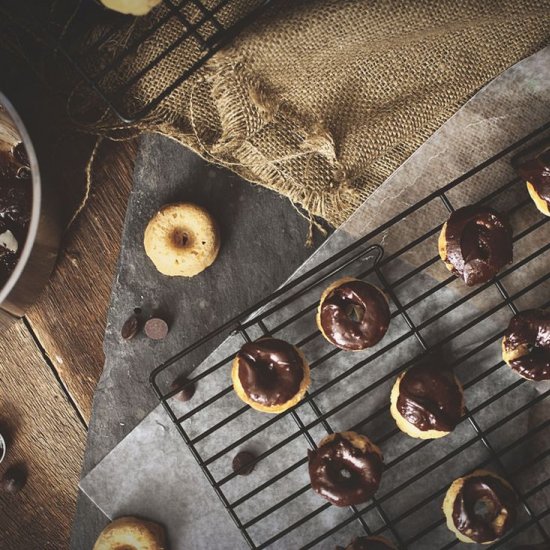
[85,0,550,229]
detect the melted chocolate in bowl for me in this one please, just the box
[0,144,32,288]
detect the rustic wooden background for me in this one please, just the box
[0,46,139,546]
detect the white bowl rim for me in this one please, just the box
[0,91,42,306]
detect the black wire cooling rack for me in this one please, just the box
[0,0,274,122]
[150,120,550,549]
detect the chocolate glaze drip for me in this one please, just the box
[0,145,32,288]
[504,309,550,381]
[237,338,304,406]
[345,536,394,550]
[319,280,390,350]
[308,434,383,507]
[452,474,516,543]
[396,363,462,432]
[443,206,512,286]
[515,143,550,205]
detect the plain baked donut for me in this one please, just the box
[144,202,220,277]
[93,516,166,550]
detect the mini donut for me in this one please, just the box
[93,516,166,550]
[308,431,384,507]
[514,141,550,216]
[344,535,396,549]
[100,0,162,16]
[144,202,220,277]
[502,309,550,381]
[443,470,517,544]
[438,205,512,286]
[317,277,390,351]
[390,362,464,439]
[231,337,310,413]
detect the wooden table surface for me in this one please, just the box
[0,51,139,546]
[0,45,328,549]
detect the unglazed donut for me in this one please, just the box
[93,516,166,550]
[438,206,512,286]
[231,338,310,413]
[308,431,383,507]
[144,202,220,277]
[443,470,517,544]
[514,141,550,216]
[344,536,396,549]
[502,309,550,381]
[100,0,162,16]
[390,362,464,439]
[317,277,390,351]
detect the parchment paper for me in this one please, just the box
[80,47,550,549]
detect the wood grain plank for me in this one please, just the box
[0,320,86,550]
[25,138,138,423]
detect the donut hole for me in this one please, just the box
[344,302,365,323]
[473,496,497,522]
[339,468,352,480]
[327,462,357,487]
[170,229,189,248]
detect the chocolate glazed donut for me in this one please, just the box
[308,431,383,507]
[514,140,550,216]
[438,206,512,286]
[231,338,310,413]
[390,362,464,439]
[443,470,517,544]
[502,309,550,381]
[317,277,390,351]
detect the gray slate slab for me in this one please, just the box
[71,133,327,549]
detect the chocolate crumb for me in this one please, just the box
[121,314,139,340]
[133,307,142,315]
[145,317,169,340]
[170,375,196,402]
[12,143,29,167]
[1,465,27,494]
[232,451,256,476]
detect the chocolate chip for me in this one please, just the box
[121,314,139,340]
[1,465,27,494]
[232,451,256,476]
[12,143,29,167]
[145,317,169,340]
[170,375,195,402]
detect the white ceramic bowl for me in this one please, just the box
[0,92,60,330]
